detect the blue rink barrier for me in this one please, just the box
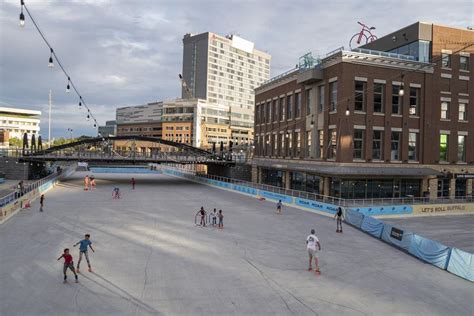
[259,190,293,203]
[360,216,384,238]
[408,235,451,270]
[381,223,414,252]
[345,209,365,228]
[447,248,474,282]
[295,198,338,215]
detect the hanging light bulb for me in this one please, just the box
[66,77,70,93]
[94,123,97,128]
[87,114,90,121]
[399,74,405,96]
[19,1,25,27]
[48,48,54,68]
[345,99,351,116]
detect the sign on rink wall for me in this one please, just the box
[413,203,474,215]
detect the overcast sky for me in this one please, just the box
[0,0,472,139]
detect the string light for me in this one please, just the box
[399,74,405,96]
[19,0,25,27]
[66,77,70,93]
[87,114,90,121]
[48,48,54,68]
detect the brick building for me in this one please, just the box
[253,22,473,200]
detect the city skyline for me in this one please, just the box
[0,0,472,138]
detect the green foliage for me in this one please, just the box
[8,137,22,148]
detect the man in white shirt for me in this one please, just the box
[306,229,321,274]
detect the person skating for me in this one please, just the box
[74,234,95,273]
[218,209,224,229]
[112,187,120,199]
[211,208,217,226]
[84,175,89,191]
[276,200,282,214]
[39,194,44,212]
[131,177,136,190]
[334,207,345,233]
[57,248,78,283]
[306,229,321,274]
[90,176,96,191]
[196,207,206,226]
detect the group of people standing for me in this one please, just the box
[196,207,224,229]
[83,175,96,191]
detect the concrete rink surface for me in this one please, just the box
[384,215,474,253]
[0,172,472,316]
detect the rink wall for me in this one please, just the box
[0,168,75,225]
[162,167,473,282]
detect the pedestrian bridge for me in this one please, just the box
[14,136,238,165]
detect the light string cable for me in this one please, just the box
[21,1,98,129]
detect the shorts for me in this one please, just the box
[307,248,317,257]
[63,262,75,274]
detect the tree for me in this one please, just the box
[8,137,22,148]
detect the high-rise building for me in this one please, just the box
[182,32,271,145]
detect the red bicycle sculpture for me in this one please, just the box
[349,21,377,49]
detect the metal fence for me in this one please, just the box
[165,166,474,207]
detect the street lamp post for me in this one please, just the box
[67,128,73,141]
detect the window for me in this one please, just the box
[373,83,385,113]
[279,98,285,121]
[306,89,312,115]
[460,55,469,71]
[318,86,324,113]
[458,135,466,162]
[272,100,277,122]
[295,92,301,118]
[392,85,402,115]
[318,130,324,158]
[295,131,301,156]
[273,134,278,154]
[260,104,265,123]
[330,81,337,111]
[280,134,285,156]
[354,81,366,111]
[441,101,450,120]
[353,129,365,159]
[255,104,260,123]
[391,132,401,160]
[328,129,337,159]
[286,95,293,119]
[441,78,450,92]
[409,87,420,116]
[287,132,293,156]
[372,130,383,160]
[408,132,418,161]
[459,103,467,121]
[439,134,449,162]
[441,53,451,68]
[307,131,312,157]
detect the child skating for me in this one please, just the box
[306,229,321,275]
[57,248,78,283]
[112,187,120,199]
[218,209,224,229]
[131,177,136,190]
[74,234,95,273]
[276,200,282,214]
[334,207,344,233]
[84,175,89,191]
[39,194,44,212]
[211,208,217,226]
[196,207,206,226]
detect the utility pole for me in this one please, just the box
[48,89,52,147]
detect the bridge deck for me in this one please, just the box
[0,172,471,315]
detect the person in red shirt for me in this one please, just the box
[57,248,78,283]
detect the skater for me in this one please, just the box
[39,194,44,212]
[112,187,120,199]
[211,208,217,226]
[334,207,345,233]
[131,177,136,190]
[196,207,206,226]
[84,175,89,191]
[90,176,96,191]
[276,200,282,214]
[218,209,224,229]
[57,248,78,283]
[306,229,321,274]
[74,234,95,273]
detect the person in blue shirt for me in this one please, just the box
[73,234,95,273]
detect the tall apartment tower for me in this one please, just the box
[182,32,271,144]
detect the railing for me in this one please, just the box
[350,48,417,61]
[165,166,474,207]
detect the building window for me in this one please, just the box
[460,55,469,71]
[408,132,418,161]
[307,131,312,157]
[318,86,324,113]
[372,130,383,160]
[437,178,450,197]
[459,103,467,121]
[373,83,385,113]
[441,78,450,92]
[441,53,451,68]
[255,105,260,123]
[306,89,312,115]
[458,135,466,162]
[441,101,450,120]
[409,87,420,116]
[272,100,277,122]
[354,81,366,111]
[287,132,293,156]
[328,129,337,159]
[330,81,337,111]
[392,85,402,115]
[260,104,265,123]
[273,134,278,154]
[266,102,271,123]
[391,132,401,160]
[295,131,301,156]
[279,97,285,121]
[286,95,293,119]
[353,129,365,159]
[318,130,324,158]
[280,134,284,156]
[439,134,449,162]
[295,92,301,118]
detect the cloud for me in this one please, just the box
[0,0,472,138]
